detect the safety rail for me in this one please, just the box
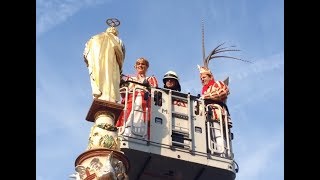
[187,93,194,152]
[168,90,194,150]
[206,103,232,158]
[118,86,150,139]
[116,86,239,179]
[118,86,234,159]
[168,90,173,147]
[118,87,129,135]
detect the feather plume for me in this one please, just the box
[203,42,252,68]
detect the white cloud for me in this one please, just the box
[36,52,92,138]
[36,0,109,36]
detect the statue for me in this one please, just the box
[83,18,126,102]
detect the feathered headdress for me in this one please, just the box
[197,20,251,76]
[198,42,252,76]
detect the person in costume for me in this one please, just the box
[198,66,229,108]
[116,57,158,139]
[198,42,251,116]
[198,42,250,155]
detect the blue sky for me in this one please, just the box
[36,0,284,180]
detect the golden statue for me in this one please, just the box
[83,18,125,102]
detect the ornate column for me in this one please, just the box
[72,99,130,180]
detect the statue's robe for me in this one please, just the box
[83,31,125,102]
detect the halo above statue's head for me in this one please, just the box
[106,18,120,27]
[106,18,121,36]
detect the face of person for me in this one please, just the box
[135,59,148,74]
[200,73,212,86]
[165,78,177,88]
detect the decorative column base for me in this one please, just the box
[75,148,130,180]
[71,99,129,180]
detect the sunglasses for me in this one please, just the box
[165,78,176,82]
[136,62,147,66]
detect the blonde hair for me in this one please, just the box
[135,57,149,68]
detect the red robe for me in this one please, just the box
[202,79,229,102]
[116,76,158,138]
[202,79,230,120]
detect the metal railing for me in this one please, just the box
[118,86,149,139]
[206,104,232,158]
